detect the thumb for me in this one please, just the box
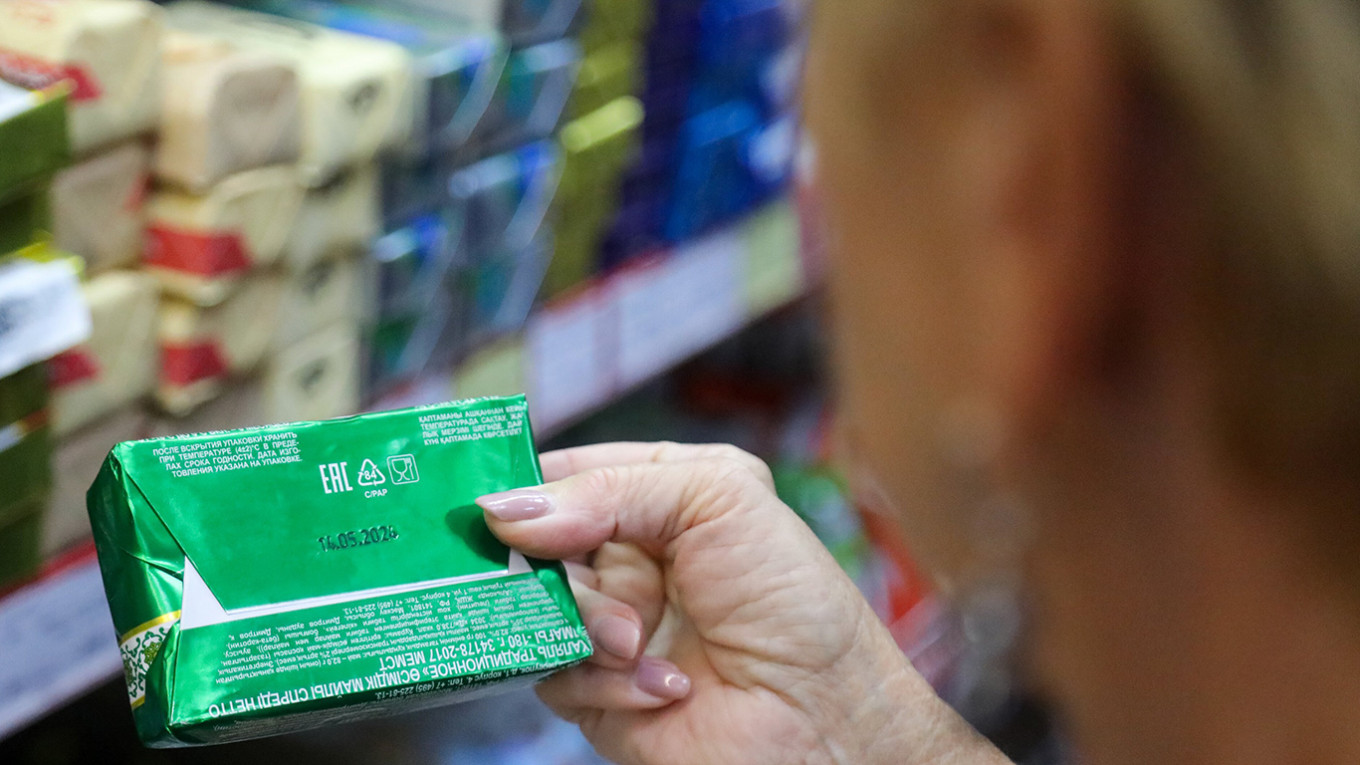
[476,457,775,561]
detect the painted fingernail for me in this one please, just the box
[634,658,691,700]
[592,615,642,660]
[477,489,554,521]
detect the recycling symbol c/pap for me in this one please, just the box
[357,459,387,486]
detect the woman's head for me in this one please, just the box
[805,0,1360,759]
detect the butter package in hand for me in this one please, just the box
[262,322,361,423]
[50,270,158,438]
[166,1,414,187]
[0,0,162,154]
[157,31,302,192]
[274,255,365,352]
[144,166,302,306]
[285,166,379,273]
[157,271,284,415]
[88,395,591,747]
[50,141,150,274]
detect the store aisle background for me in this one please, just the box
[0,0,1064,761]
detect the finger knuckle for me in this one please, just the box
[704,444,774,486]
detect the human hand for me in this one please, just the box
[478,442,1006,765]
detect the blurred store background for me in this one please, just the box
[0,0,1064,762]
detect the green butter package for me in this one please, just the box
[88,395,591,747]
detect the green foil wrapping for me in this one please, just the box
[87,395,591,747]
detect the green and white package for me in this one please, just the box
[87,395,591,748]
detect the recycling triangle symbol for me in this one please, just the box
[357,459,387,486]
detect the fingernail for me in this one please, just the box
[592,615,642,660]
[634,658,691,700]
[477,489,554,521]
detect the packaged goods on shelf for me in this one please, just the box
[449,140,561,265]
[0,0,162,155]
[50,141,149,274]
[262,322,361,422]
[156,271,284,415]
[50,270,158,438]
[689,0,794,116]
[381,152,457,230]
[569,40,642,120]
[143,166,302,305]
[232,0,508,161]
[0,79,69,207]
[0,183,51,258]
[0,365,53,515]
[384,0,584,47]
[274,255,366,352]
[88,395,591,747]
[285,166,380,272]
[578,0,654,54]
[665,103,791,241]
[0,496,45,590]
[148,377,265,438]
[461,225,554,339]
[0,249,92,378]
[369,216,462,392]
[47,406,149,557]
[545,96,643,297]
[165,1,414,187]
[478,39,580,154]
[156,31,302,192]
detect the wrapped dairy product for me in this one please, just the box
[0,0,162,154]
[0,184,51,258]
[285,166,379,272]
[262,322,361,423]
[0,364,53,512]
[0,497,44,589]
[156,270,284,415]
[232,0,507,160]
[144,165,302,306]
[49,270,157,437]
[275,255,365,352]
[50,141,149,273]
[165,1,415,187]
[156,31,302,192]
[88,395,590,746]
[47,405,149,557]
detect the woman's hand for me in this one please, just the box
[478,442,1007,765]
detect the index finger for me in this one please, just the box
[540,442,775,490]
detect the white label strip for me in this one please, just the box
[0,258,92,379]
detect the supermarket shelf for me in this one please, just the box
[0,199,807,742]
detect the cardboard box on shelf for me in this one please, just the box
[50,141,149,274]
[156,271,284,415]
[0,0,162,154]
[46,406,149,557]
[285,166,379,272]
[165,1,415,187]
[88,395,590,747]
[143,166,302,306]
[275,255,364,352]
[50,270,158,438]
[156,31,302,192]
[262,322,361,423]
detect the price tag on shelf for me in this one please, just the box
[614,230,745,388]
[527,290,611,432]
[0,558,123,739]
[0,256,91,379]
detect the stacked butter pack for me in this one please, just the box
[88,395,590,746]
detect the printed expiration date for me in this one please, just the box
[319,525,400,552]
